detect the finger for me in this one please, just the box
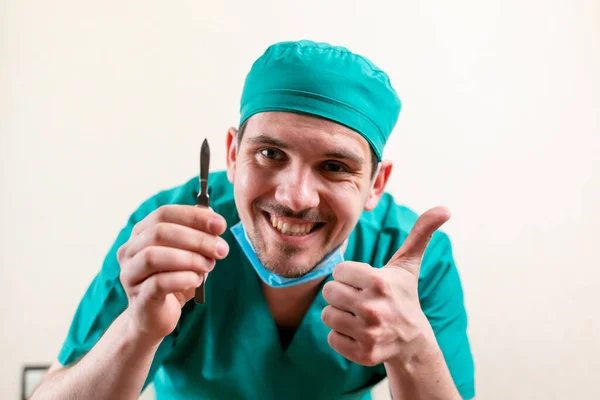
[121,246,215,287]
[176,286,198,304]
[385,206,451,274]
[140,271,203,301]
[321,305,359,338]
[172,272,207,304]
[327,330,358,361]
[125,222,229,260]
[131,205,227,238]
[332,261,376,290]
[322,280,360,314]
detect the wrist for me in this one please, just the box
[384,314,461,399]
[121,309,164,351]
[385,323,441,375]
[384,329,461,400]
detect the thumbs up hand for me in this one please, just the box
[321,206,451,366]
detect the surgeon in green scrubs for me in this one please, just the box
[32,40,475,400]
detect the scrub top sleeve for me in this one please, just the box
[56,203,174,390]
[418,232,476,400]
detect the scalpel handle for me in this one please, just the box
[194,194,210,304]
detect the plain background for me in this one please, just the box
[1,1,598,399]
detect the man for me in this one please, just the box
[32,40,475,399]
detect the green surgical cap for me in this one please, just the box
[239,40,401,161]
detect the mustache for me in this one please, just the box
[256,202,333,223]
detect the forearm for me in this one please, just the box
[384,329,461,400]
[31,310,161,400]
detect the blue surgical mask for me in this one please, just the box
[230,221,345,288]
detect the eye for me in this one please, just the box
[321,162,349,173]
[259,148,284,160]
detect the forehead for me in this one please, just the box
[243,112,371,156]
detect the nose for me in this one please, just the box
[274,167,320,212]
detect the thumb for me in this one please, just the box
[384,206,451,276]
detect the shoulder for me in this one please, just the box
[126,175,197,224]
[127,170,238,225]
[205,170,240,225]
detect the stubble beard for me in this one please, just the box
[247,217,334,279]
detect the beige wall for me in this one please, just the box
[1,1,599,399]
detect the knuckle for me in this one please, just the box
[196,231,207,249]
[188,251,200,269]
[148,275,161,294]
[141,246,158,267]
[155,205,170,222]
[151,224,168,244]
[118,267,130,286]
[362,326,381,346]
[359,303,383,324]
[191,208,205,229]
[116,243,127,261]
[119,264,136,290]
[131,220,144,236]
[412,221,425,237]
[371,276,392,297]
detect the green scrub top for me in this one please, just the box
[58,171,475,399]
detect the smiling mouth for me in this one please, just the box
[262,212,325,237]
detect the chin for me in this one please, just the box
[259,251,320,278]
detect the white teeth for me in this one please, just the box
[269,215,317,236]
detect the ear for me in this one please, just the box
[364,160,392,211]
[225,127,239,184]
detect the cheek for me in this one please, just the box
[234,167,252,196]
[234,164,273,210]
[327,178,366,203]
[233,166,253,215]
[236,159,261,189]
[325,183,366,226]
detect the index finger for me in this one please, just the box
[332,261,375,290]
[131,205,226,237]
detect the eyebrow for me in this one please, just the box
[246,134,289,149]
[324,150,364,165]
[247,134,364,165]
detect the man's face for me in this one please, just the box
[226,111,382,278]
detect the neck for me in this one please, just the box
[260,276,327,331]
[260,276,327,302]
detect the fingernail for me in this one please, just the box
[216,240,229,258]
